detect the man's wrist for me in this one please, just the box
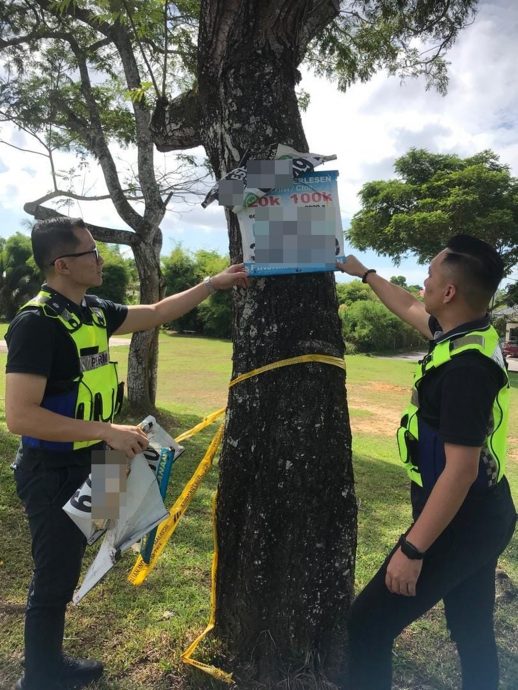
[398,534,426,560]
[203,276,217,295]
[362,268,377,283]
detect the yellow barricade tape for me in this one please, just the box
[128,354,345,680]
[181,493,234,684]
[128,422,224,586]
[228,353,345,388]
[175,407,226,443]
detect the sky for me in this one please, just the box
[0,0,517,287]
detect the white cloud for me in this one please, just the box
[301,0,518,221]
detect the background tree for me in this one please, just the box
[390,275,407,287]
[162,245,201,333]
[88,243,131,305]
[341,298,425,352]
[0,0,202,410]
[349,148,518,272]
[162,246,232,336]
[338,279,425,352]
[151,1,479,685]
[336,280,373,306]
[0,232,41,319]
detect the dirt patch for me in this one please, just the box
[348,400,400,436]
[369,382,408,393]
[351,415,398,436]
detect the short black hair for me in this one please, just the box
[32,217,86,272]
[443,234,504,310]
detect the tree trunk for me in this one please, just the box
[126,230,164,411]
[194,4,357,686]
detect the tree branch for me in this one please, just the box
[0,139,48,157]
[150,90,202,152]
[64,35,145,231]
[23,202,139,246]
[121,0,161,98]
[297,0,340,59]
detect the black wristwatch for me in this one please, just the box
[398,534,425,560]
[361,268,377,283]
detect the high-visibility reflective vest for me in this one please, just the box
[20,288,123,451]
[397,325,509,489]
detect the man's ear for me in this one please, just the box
[443,283,456,303]
[53,258,71,275]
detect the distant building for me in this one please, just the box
[493,305,518,342]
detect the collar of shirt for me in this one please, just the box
[429,314,491,345]
[42,284,93,324]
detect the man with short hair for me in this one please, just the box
[6,217,248,690]
[338,235,516,690]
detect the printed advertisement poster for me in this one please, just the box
[237,170,345,276]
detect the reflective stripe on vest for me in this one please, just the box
[397,325,509,487]
[20,289,122,451]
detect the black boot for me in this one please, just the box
[60,655,104,688]
[16,656,103,690]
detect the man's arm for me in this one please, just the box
[385,443,479,596]
[337,255,432,339]
[114,263,248,335]
[6,373,149,458]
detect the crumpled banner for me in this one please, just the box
[201,143,337,212]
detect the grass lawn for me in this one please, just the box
[0,332,516,689]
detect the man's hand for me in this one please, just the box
[336,255,368,278]
[102,423,149,459]
[212,263,249,290]
[385,547,423,596]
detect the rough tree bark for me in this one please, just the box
[152,1,356,686]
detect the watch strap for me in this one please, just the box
[398,534,425,560]
[362,269,377,283]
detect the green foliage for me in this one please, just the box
[0,233,41,319]
[504,282,518,306]
[162,245,232,337]
[336,279,374,306]
[349,148,518,273]
[337,279,425,352]
[197,290,232,338]
[162,245,201,332]
[88,243,130,304]
[341,299,425,352]
[307,1,477,94]
[390,275,407,287]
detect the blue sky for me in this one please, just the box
[0,0,517,288]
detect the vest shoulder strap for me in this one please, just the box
[420,325,507,383]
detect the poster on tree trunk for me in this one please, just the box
[237,169,344,276]
[202,144,345,275]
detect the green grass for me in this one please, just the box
[0,333,516,689]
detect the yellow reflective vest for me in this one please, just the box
[397,325,509,490]
[21,288,123,451]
